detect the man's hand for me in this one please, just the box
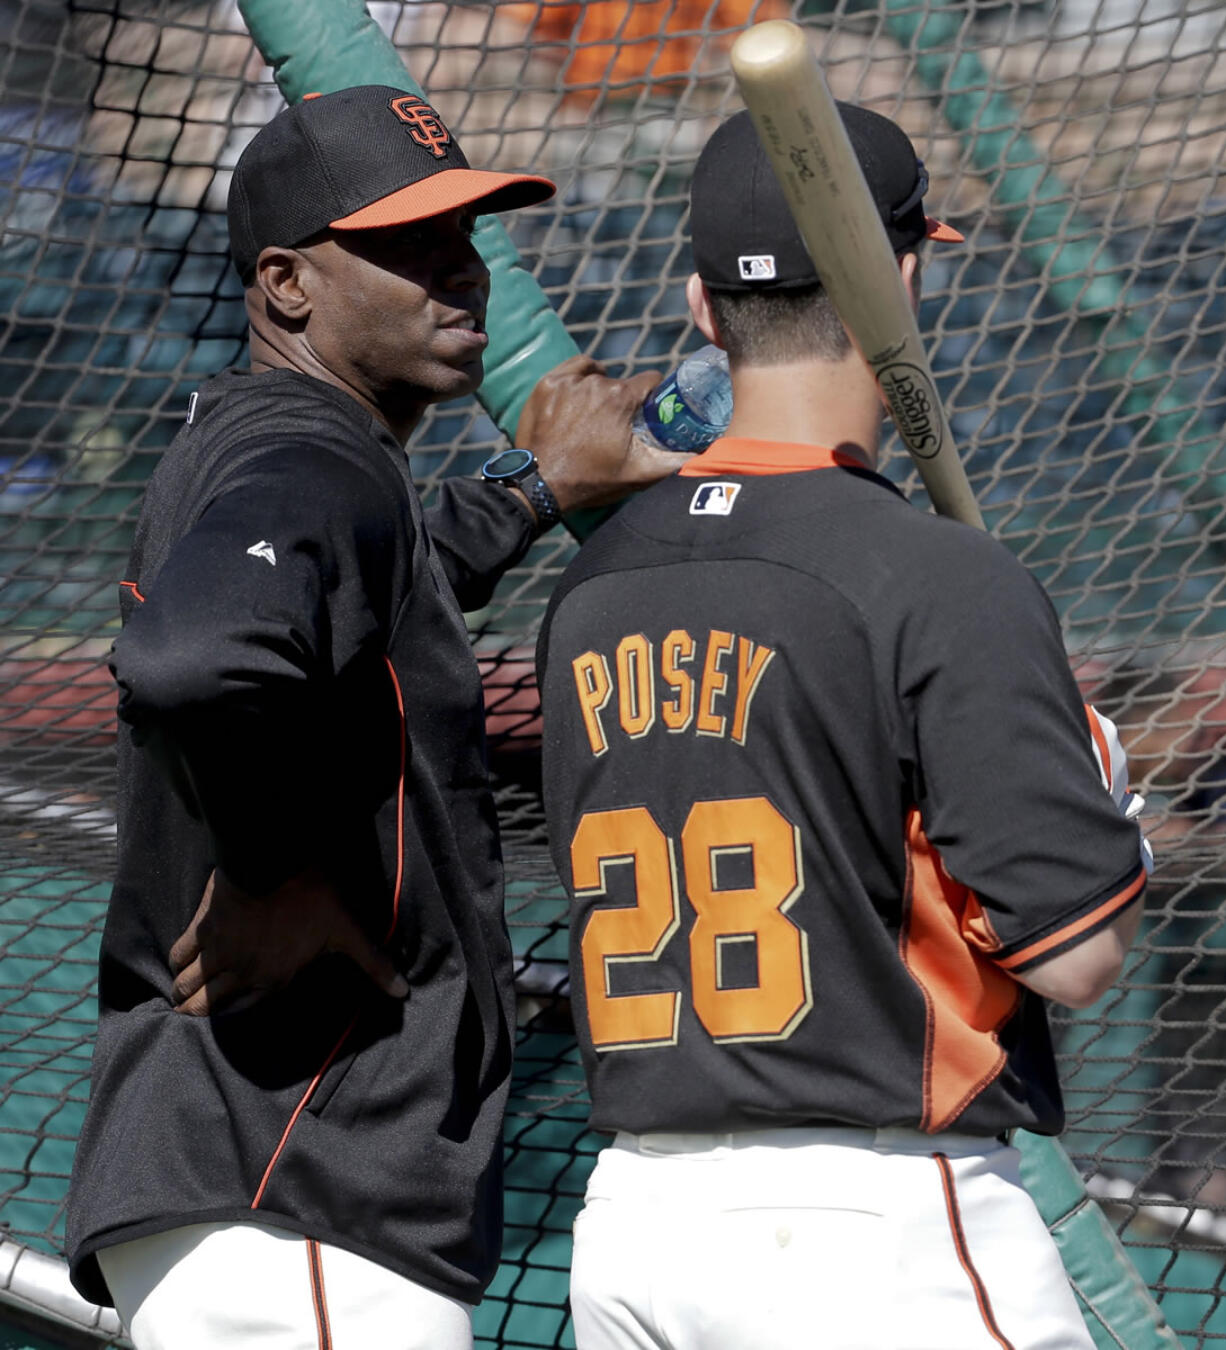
[516,354,695,513]
[169,868,408,1016]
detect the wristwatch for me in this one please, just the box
[480,448,563,533]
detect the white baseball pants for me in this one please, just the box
[570,1127,1094,1350]
[96,1220,473,1349]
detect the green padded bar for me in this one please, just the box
[1016,1131,1180,1348]
[234,0,614,540]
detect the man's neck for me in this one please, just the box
[247,327,422,446]
[723,355,883,470]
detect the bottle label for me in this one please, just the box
[641,376,726,453]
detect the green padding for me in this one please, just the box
[1016,1130,1088,1224]
[233,0,616,540]
[1017,1131,1181,1348]
[0,1323,84,1350]
[0,866,107,1256]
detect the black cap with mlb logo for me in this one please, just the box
[227,84,556,284]
[690,105,962,292]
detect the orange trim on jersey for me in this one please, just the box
[120,580,146,603]
[383,656,407,941]
[995,868,1147,972]
[1085,704,1113,793]
[900,810,1021,1133]
[307,1239,333,1350]
[677,438,870,478]
[933,1154,1017,1350]
[251,1015,359,1210]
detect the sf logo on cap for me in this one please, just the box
[388,95,452,159]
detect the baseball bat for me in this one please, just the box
[730,20,984,530]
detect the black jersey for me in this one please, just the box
[67,369,535,1307]
[537,438,1146,1140]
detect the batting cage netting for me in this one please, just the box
[2,0,1226,1345]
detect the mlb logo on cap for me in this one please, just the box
[690,482,742,516]
[738,254,777,281]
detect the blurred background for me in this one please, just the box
[2,0,1226,1345]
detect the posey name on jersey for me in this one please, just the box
[570,627,775,757]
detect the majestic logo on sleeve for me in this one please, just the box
[690,482,742,516]
[246,540,276,566]
[388,95,452,159]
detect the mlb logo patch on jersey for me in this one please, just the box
[689,481,742,516]
[738,254,776,281]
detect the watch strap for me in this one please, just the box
[521,470,562,533]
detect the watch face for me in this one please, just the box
[482,447,536,481]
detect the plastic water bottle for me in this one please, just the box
[632,344,733,453]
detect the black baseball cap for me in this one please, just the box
[690,106,962,292]
[228,85,556,284]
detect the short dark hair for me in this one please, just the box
[706,285,849,366]
[706,255,922,367]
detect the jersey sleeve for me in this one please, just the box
[112,444,403,895]
[897,530,1147,972]
[424,476,537,613]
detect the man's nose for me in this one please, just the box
[447,242,490,292]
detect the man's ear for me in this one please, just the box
[253,246,313,324]
[685,273,724,349]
